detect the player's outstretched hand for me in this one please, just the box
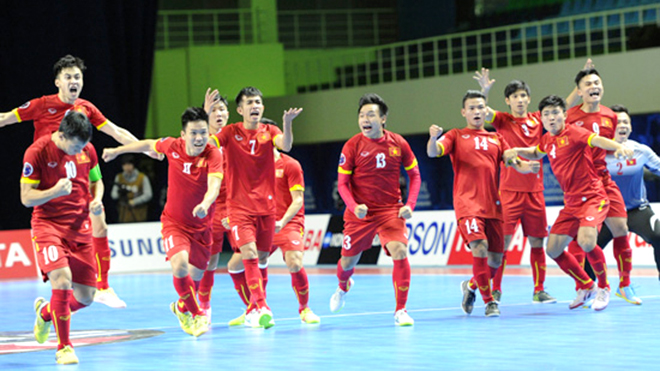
[398,205,413,220]
[429,125,443,139]
[193,204,208,219]
[473,67,495,94]
[283,108,303,124]
[614,147,634,160]
[204,88,220,113]
[503,149,519,166]
[53,178,73,198]
[103,148,120,162]
[583,58,594,70]
[355,204,368,219]
[90,199,104,215]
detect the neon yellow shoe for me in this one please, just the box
[170,302,194,335]
[228,311,246,326]
[299,308,320,324]
[55,345,79,365]
[33,297,51,344]
[192,314,210,337]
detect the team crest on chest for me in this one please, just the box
[76,152,90,164]
[257,132,271,143]
[487,137,499,145]
[389,146,401,157]
[601,117,613,128]
[626,158,637,166]
[196,158,206,168]
[275,169,284,178]
[558,136,569,147]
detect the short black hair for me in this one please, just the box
[538,95,566,113]
[574,68,600,86]
[260,117,278,126]
[59,111,92,143]
[358,93,388,116]
[54,55,86,79]
[181,107,209,131]
[462,90,487,107]
[504,80,531,98]
[610,104,629,115]
[235,87,263,106]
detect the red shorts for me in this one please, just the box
[500,190,548,237]
[31,227,97,287]
[227,213,275,253]
[342,208,407,257]
[211,212,231,254]
[457,217,504,253]
[603,178,627,218]
[161,223,212,271]
[550,197,609,238]
[272,223,305,254]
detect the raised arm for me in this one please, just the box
[473,68,496,122]
[102,139,159,163]
[427,125,444,158]
[274,108,303,152]
[565,58,594,108]
[99,120,140,145]
[591,136,633,159]
[0,110,19,128]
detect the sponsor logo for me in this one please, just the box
[47,162,58,168]
[48,108,57,114]
[58,315,71,321]
[234,135,244,141]
[575,121,584,127]
[22,163,33,177]
[291,240,300,245]
[0,329,164,355]
[585,216,595,221]
[461,134,470,139]
[249,284,259,290]
[180,294,190,300]
[297,289,309,295]
[360,151,370,157]
[19,101,30,109]
[487,137,499,145]
[172,152,180,159]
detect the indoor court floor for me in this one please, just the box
[1,267,659,370]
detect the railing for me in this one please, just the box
[155,8,397,50]
[287,4,660,94]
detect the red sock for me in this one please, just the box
[229,270,250,306]
[51,289,73,350]
[94,237,111,290]
[491,252,506,291]
[40,301,52,322]
[173,275,202,316]
[472,257,493,303]
[613,236,633,287]
[568,240,585,268]
[553,251,593,290]
[336,260,354,291]
[530,248,546,292]
[244,258,267,309]
[69,297,87,312]
[198,270,214,310]
[259,263,269,297]
[392,258,411,311]
[587,246,610,289]
[291,268,310,312]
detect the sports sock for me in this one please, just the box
[530,247,547,292]
[198,270,214,309]
[568,240,585,268]
[229,269,250,306]
[587,246,610,289]
[244,258,267,309]
[93,237,111,290]
[492,252,506,291]
[259,263,269,297]
[613,236,632,287]
[51,289,73,350]
[472,257,493,303]
[336,260,354,292]
[553,251,593,290]
[392,258,411,311]
[173,275,202,316]
[290,268,310,312]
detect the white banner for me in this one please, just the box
[107,222,170,273]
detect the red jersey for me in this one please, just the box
[438,127,508,220]
[21,135,98,241]
[154,137,223,231]
[566,104,618,177]
[275,153,305,228]
[13,94,108,142]
[338,130,418,210]
[210,134,228,218]
[488,110,544,192]
[214,122,282,216]
[538,125,605,206]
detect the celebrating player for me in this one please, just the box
[330,93,421,326]
[103,107,222,337]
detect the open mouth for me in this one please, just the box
[69,87,78,94]
[362,125,372,131]
[588,90,601,98]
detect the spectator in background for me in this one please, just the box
[111,155,153,223]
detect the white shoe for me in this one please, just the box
[94,288,127,308]
[592,287,611,311]
[568,285,596,310]
[329,278,354,313]
[258,308,275,329]
[394,309,414,326]
[244,308,262,328]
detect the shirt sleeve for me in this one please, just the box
[338,140,355,175]
[286,158,305,192]
[154,137,173,155]
[207,145,224,179]
[437,130,455,157]
[13,97,43,123]
[81,101,109,130]
[641,144,660,176]
[399,136,418,171]
[20,146,42,185]
[487,110,502,129]
[270,124,284,148]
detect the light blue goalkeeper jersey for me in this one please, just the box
[606,139,660,210]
